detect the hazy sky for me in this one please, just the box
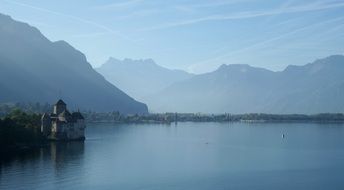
[0,0,344,73]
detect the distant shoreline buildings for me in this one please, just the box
[41,99,85,141]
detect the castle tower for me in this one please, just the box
[41,113,51,136]
[42,99,85,141]
[53,99,67,115]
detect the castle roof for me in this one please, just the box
[55,99,66,106]
[72,112,84,120]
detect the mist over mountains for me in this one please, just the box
[147,55,344,114]
[101,55,344,114]
[1,12,343,115]
[0,13,147,114]
[96,58,193,100]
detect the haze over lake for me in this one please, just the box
[1,1,344,190]
[1,122,344,190]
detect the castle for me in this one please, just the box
[41,99,86,141]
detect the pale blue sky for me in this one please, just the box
[1,0,344,73]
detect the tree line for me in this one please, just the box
[0,109,44,154]
[0,102,52,117]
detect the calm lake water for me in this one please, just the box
[1,122,344,190]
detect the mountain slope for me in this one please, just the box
[0,13,147,114]
[147,55,344,114]
[96,58,193,100]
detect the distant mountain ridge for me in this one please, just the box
[2,13,342,114]
[0,13,147,114]
[146,55,344,114]
[96,58,193,101]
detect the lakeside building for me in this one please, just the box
[41,99,85,141]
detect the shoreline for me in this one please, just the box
[86,119,344,124]
[83,112,344,124]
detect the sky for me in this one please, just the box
[0,0,344,73]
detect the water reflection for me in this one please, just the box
[50,142,84,166]
[1,142,84,176]
[0,147,41,170]
[1,122,344,190]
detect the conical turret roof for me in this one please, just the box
[55,99,66,106]
[72,111,84,120]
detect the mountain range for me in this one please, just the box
[99,55,344,114]
[1,12,343,114]
[0,13,147,114]
[145,55,344,114]
[96,58,193,100]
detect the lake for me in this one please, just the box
[1,122,344,190]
